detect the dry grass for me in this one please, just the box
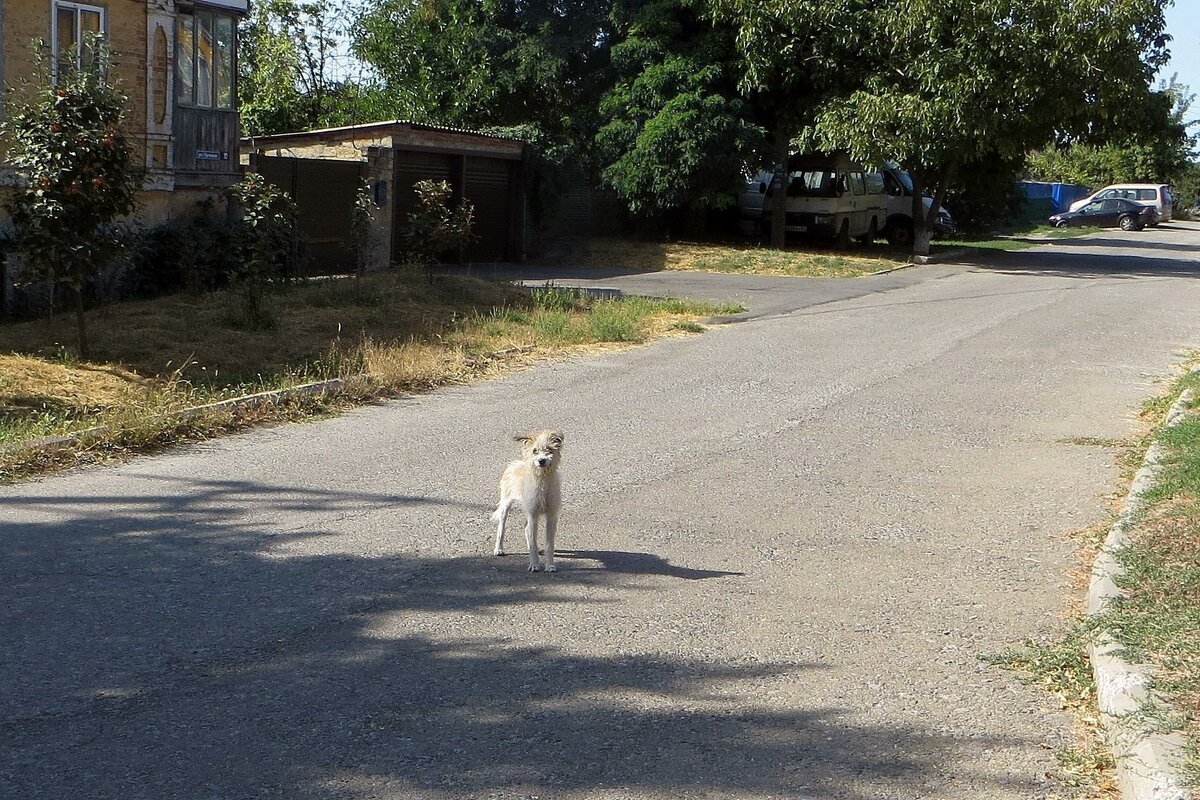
[532,237,906,278]
[0,271,734,481]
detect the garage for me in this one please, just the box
[243,121,526,272]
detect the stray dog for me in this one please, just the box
[492,430,564,572]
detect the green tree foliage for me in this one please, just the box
[353,0,611,147]
[1026,78,1195,188]
[713,0,1171,252]
[805,0,1170,253]
[706,0,864,247]
[595,0,763,221]
[240,0,387,135]
[0,41,141,358]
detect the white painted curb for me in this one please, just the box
[1085,378,1197,800]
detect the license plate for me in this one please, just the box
[786,225,808,232]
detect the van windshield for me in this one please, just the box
[786,170,840,198]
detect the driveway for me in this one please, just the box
[4,224,1200,799]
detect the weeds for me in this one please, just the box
[1,272,738,482]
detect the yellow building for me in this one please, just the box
[0,0,249,223]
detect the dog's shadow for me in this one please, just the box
[555,550,743,580]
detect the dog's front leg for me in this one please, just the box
[525,515,541,572]
[543,514,557,572]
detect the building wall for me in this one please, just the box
[1,0,149,142]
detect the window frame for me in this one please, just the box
[175,4,238,111]
[51,1,107,76]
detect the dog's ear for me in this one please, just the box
[548,432,564,448]
[513,434,532,445]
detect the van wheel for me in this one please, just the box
[856,217,879,244]
[835,220,851,250]
[886,221,914,247]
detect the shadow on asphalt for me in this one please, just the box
[2,476,1039,799]
[555,549,745,579]
[961,245,1200,280]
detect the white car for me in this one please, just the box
[1068,183,1173,223]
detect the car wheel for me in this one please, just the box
[1119,214,1139,231]
[1054,220,1069,228]
[886,221,913,247]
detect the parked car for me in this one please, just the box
[880,167,956,246]
[738,170,773,233]
[1049,198,1156,230]
[760,153,887,247]
[1067,183,1174,223]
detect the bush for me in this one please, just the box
[120,216,241,298]
[227,173,302,327]
[402,180,475,267]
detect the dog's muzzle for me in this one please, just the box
[535,457,551,468]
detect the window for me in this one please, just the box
[177,7,236,109]
[848,173,866,196]
[864,172,885,195]
[53,2,105,74]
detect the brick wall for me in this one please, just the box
[1,0,148,159]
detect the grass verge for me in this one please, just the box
[531,237,910,277]
[1,271,741,482]
[986,364,1200,796]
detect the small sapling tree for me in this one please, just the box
[227,172,301,327]
[0,40,141,358]
[401,180,475,278]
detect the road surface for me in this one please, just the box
[4,224,1200,799]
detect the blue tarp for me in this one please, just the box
[1018,181,1092,212]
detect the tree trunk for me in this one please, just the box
[769,120,789,250]
[73,285,90,360]
[909,172,931,256]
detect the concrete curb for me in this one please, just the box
[908,247,974,265]
[1085,376,1197,800]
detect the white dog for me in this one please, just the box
[492,430,564,572]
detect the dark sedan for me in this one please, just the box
[1049,198,1156,231]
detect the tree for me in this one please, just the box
[712,0,1171,253]
[595,0,763,227]
[1026,77,1195,188]
[705,0,863,248]
[352,0,612,151]
[240,0,386,136]
[0,41,141,358]
[227,173,301,327]
[805,0,1171,254]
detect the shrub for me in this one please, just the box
[402,180,475,268]
[120,216,241,298]
[227,173,302,327]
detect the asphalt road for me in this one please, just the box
[5,224,1200,799]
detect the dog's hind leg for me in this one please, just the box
[525,515,541,572]
[543,513,558,572]
[493,499,514,556]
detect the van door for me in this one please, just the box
[848,172,868,236]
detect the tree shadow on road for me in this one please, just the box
[958,239,1200,280]
[2,476,1043,799]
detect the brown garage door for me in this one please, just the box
[393,151,456,263]
[393,151,517,263]
[254,155,364,276]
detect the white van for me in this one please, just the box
[881,167,956,246]
[760,154,887,246]
[1068,184,1173,223]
